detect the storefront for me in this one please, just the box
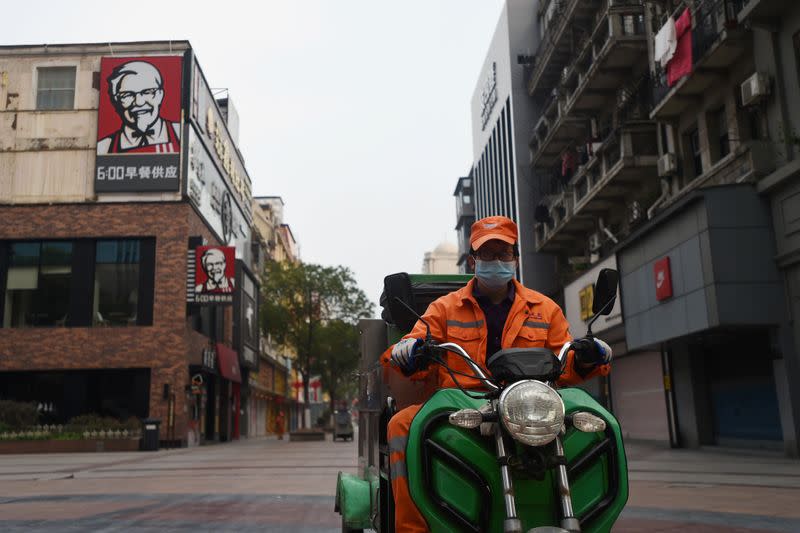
[233,261,259,438]
[618,186,788,450]
[215,343,242,441]
[564,255,671,443]
[187,344,220,445]
[247,357,274,437]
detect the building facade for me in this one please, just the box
[0,41,257,446]
[511,0,800,455]
[471,0,560,295]
[462,0,800,454]
[421,242,459,275]
[251,196,301,434]
[453,174,476,274]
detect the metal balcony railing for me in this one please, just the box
[651,0,745,110]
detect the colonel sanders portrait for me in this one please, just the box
[195,248,235,294]
[97,60,181,154]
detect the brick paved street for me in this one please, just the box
[0,434,799,531]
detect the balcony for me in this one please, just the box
[529,1,648,169]
[535,123,659,254]
[527,0,607,94]
[650,0,749,120]
[455,195,475,223]
[738,0,785,24]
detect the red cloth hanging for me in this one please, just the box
[561,149,576,177]
[667,8,693,87]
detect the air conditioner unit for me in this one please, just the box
[741,73,770,107]
[588,232,602,252]
[657,153,678,177]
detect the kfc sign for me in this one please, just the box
[95,56,183,192]
[654,257,673,301]
[189,61,252,224]
[187,246,235,304]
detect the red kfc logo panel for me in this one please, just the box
[195,246,236,296]
[97,56,183,154]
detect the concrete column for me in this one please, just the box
[670,338,714,448]
[670,340,700,448]
[775,265,800,457]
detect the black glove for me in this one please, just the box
[571,337,612,366]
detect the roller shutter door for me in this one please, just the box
[610,351,670,442]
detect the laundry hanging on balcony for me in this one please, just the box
[654,16,677,68]
[561,148,577,184]
[667,7,693,87]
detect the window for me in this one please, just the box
[793,31,800,94]
[4,242,72,327]
[242,275,257,348]
[94,241,140,326]
[686,127,703,178]
[36,67,76,110]
[710,107,730,161]
[463,194,471,204]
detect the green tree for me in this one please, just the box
[312,319,361,417]
[260,260,372,426]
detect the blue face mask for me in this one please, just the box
[475,259,516,289]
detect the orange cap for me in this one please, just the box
[470,216,518,250]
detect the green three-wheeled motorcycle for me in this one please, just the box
[336,270,628,533]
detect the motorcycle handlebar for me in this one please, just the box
[423,341,500,392]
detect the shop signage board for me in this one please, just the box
[187,246,236,304]
[480,61,498,130]
[654,257,673,301]
[95,56,183,192]
[187,127,250,252]
[202,347,217,372]
[189,61,252,227]
[564,255,622,338]
[578,284,594,321]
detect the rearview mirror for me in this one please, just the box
[592,268,619,316]
[383,272,418,332]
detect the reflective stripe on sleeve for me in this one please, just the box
[446,319,485,329]
[388,436,408,454]
[523,321,550,330]
[390,460,407,480]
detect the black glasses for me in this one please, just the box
[472,250,516,261]
[116,87,161,107]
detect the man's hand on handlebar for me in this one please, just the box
[390,338,424,374]
[571,337,613,367]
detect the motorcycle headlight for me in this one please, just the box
[498,380,564,446]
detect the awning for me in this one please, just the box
[216,343,241,383]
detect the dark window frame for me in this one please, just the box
[2,240,74,328]
[0,237,154,328]
[793,31,800,98]
[685,126,703,179]
[35,66,77,110]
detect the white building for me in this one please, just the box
[421,241,459,275]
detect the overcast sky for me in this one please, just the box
[3,0,504,314]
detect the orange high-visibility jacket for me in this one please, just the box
[380,278,609,389]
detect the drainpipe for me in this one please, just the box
[598,217,619,244]
[647,178,671,219]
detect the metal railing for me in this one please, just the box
[693,0,744,60]
[651,0,745,109]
